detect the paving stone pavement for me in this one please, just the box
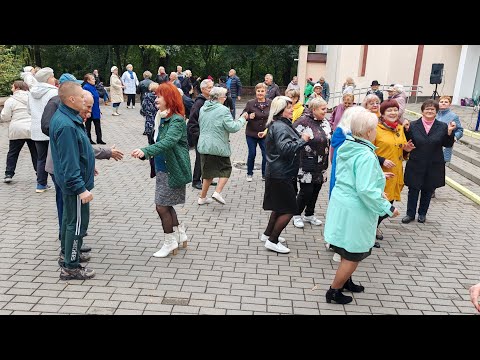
[0,102,479,315]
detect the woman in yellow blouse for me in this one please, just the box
[374,99,415,240]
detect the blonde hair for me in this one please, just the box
[266,96,292,126]
[148,82,159,91]
[439,95,452,103]
[350,111,379,139]
[285,88,300,99]
[255,82,267,90]
[361,94,380,108]
[342,93,354,102]
[143,70,152,79]
[308,97,327,110]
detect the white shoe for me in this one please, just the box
[303,215,322,225]
[332,253,341,262]
[260,233,285,243]
[198,197,213,205]
[132,105,135,109]
[212,191,226,204]
[127,105,132,109]
[112,112,120,116]
[264,240,290,254]
[246,175,253,182]
[325,243,334,251]
[293,215,304,228]
[175,223,188,248]
[153,233,178,257]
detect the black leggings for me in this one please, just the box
[127,94,135,106]
[156,205,179,234]
[296,182,322,216]
[264,211,293,244]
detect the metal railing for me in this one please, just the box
[326,84,423,108]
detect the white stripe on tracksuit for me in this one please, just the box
[75,195,81,236]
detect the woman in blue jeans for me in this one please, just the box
[241,83,271,182]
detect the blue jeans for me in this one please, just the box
[246,135,266,176]
[103,89,109,103]
[51,174,63,240]
[34,140,50,186]
[231,97,237,118]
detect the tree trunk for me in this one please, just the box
[114,46,122,73]
[34,45,42,67]
[250,60,255,86]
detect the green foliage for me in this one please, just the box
[0,45,23,96]
[1,45,300,91]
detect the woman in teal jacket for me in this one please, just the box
[324,111,400,305]
[131,83,192,258]
[197,86,247,205]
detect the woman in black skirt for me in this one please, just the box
[262,96,310,254]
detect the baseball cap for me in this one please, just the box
[58,73,83,84]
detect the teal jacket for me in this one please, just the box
[49,103,95,195]
[141,113,192,188]
[324,136,393,253]
[197,100,246,157]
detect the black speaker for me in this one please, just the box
[430,63,444,84]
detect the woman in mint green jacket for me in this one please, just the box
[131,83,192,259]
[324,111,400,305]
[197,86,247,205]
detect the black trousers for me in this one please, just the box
[192,145,202,183]
[407,187,434,217]
[296,182,322,216]
[85,118,102,142]
[34,140,49,186]
[127,94,135,106]
[5,139,38,176]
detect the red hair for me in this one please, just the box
[156,82,185,118]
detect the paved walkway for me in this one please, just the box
[0,102,479,315]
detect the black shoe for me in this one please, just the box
[402,215,415,224]
[192,182,202,190]
[326,287,353,304]
[97,140,106,145]
[373,241,381,248]
[80,244,92,252]
[210,182,217,186]
[59,265,95,280]
[376,229,383,240]
[418,214,426,223]
[89,139,96,145]
[341,277,365,293]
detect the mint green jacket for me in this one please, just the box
[141,113,191,188]
[324,136,393,253]
[197,100,246,157]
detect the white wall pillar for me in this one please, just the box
[297,45,308,103]
[452,45,468,105]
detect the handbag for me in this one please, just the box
[302,155,317,172]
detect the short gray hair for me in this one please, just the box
[209,86,227,101]
[308,97,327,111]
[338,106,367,135]
[143,70,152,79]
[393,84,404,93]
[361,94,380,108]
[266,96,292,126]
[200,79,213,90]
[350,111,378,139]
[265,73,273,80]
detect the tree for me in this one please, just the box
[0,45,23,96]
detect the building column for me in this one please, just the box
[411,45,424,98]
[452,45,468,105]
[297,45,308,104]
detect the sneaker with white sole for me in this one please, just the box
[212,191,226,204]
[303,215,322,225]
[198,197,213,205]
[260,233,286,243]
[293,215,304,228]
[246,175,253,182]
[264,240,290,254]
[332,253,341,262]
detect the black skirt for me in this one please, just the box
[330,244,372,262]
[263,177,298,214]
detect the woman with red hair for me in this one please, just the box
[131,83,192,258]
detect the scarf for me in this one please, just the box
[381,117,398,131]
[128,70,134,79]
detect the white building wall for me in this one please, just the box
[452,45,480,104]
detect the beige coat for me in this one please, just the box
[0,90,32,140]
[109,74,124,103]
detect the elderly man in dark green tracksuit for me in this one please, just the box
[50,82,96,280]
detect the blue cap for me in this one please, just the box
[58,73,83,84]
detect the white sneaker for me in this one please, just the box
[132,105,135,109]
[153,233,178,257]
[246,175,253,182]
[212,191,226,204]
[264,240,290,254]
[198,197,213,205]
[127,105,132,109]
[112,112,120,116]
[303,215,322,225]
[325,243,334,251]
[260,233,286,243]
[293,215,304,228]
[332,253,341,262]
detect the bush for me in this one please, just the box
[0,46,22,96]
